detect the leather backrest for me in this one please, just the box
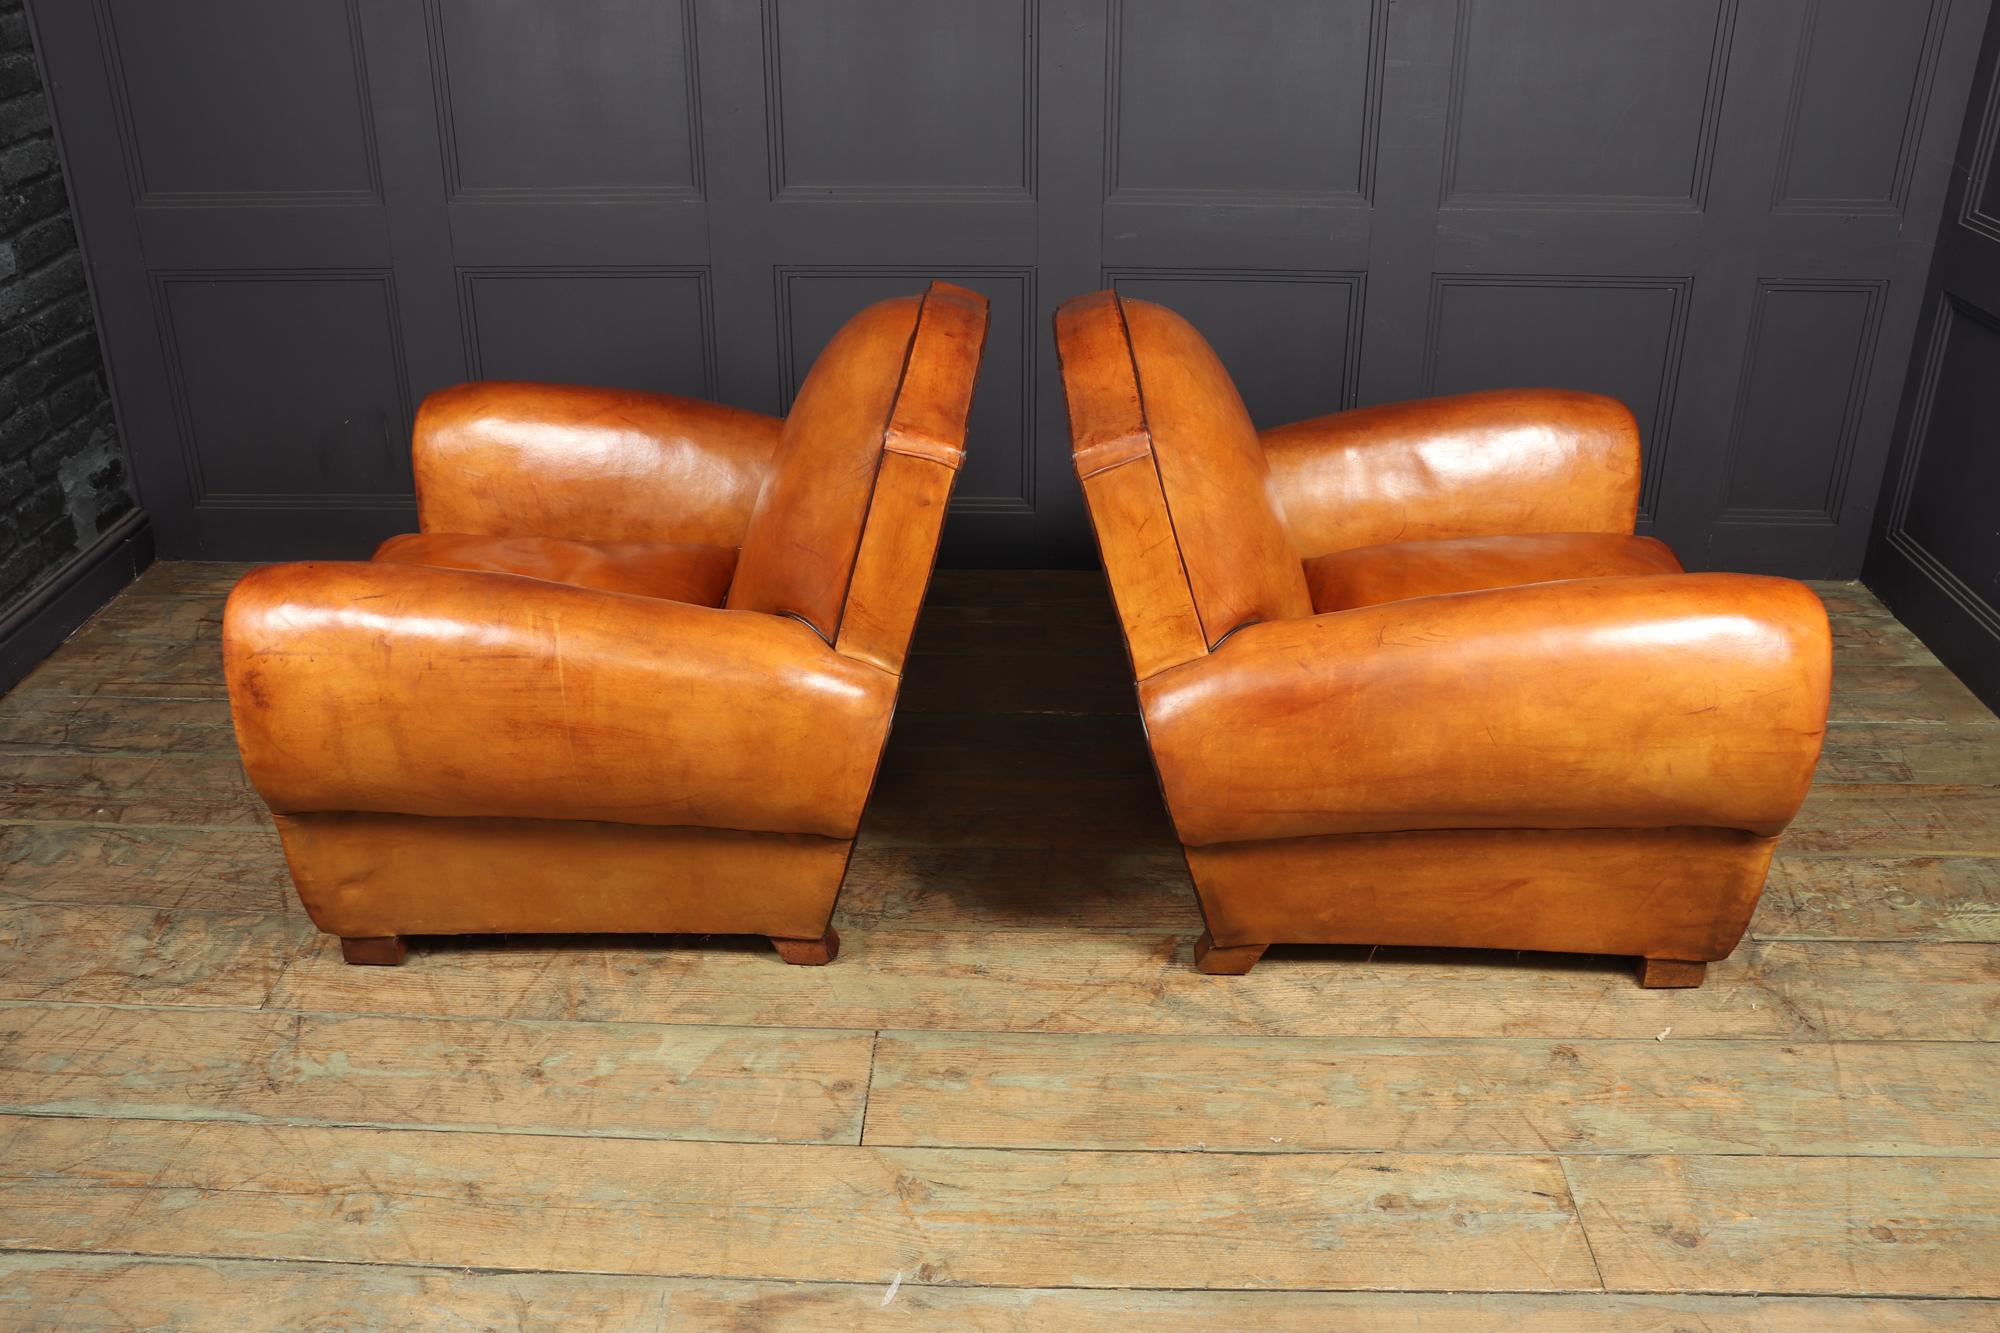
[727,296,921,639]
[1061,293,1311,664]
[729,283,985,668]
[1057,291,1209,679]
[834,282,988,673]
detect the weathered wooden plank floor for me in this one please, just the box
[2,563,1998,1331]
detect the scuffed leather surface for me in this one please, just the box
[836,283,989,673]
[1060,292,1834,969]
[1121,298,1314,645]
[277,813,851,940]
[727,297,922,642]
[1140,573,1832,845]
[1055,292,1211,679]
[224,282,987,951]
[1189,827,1776,959]
[374,532,737,606]
[1305,531,1682,612]
[225,561,897,839]
[1262,389,1642,559]
[412,381,781,547]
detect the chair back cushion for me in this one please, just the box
[1057,292,1311,675]
[729,282,987,672]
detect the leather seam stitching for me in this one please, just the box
[822,291,927,650]
[1113,292,1213,656]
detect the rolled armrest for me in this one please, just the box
[224,562,896,839]
[413,381,782,547]
[1138,573,1830,846]
[1260,389,1641,559]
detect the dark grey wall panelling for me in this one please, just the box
[1107,0,1379,203]
[459,267,714,399]
[769,0,1032,197]
[22,0,1993,572]
[1443,0,1730,207]
[1867,0,2000,711]
[102,1,379,204]
[431,0,700,199]
[1719,280,1882,522]
[153,272,410,499]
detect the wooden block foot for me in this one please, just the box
[772,927,840,966]
[1193,930,1267,976]
[340,935,406,966]
[1639,957,1707,989]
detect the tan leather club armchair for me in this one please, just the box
[1055,290,1831,987]
[225,281,988,967]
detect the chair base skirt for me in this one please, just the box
[274,812,853,964]
[1184,825,1779,984]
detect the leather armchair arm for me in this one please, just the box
[412,381,783,547]
[1138,573,1830,847]
[224,561,896,839]
[1259,389,1642,559]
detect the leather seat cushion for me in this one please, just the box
[374,533,737,606]
[1305,532,1683,613]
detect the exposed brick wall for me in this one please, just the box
[0,0,131,614]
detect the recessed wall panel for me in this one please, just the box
[1776,0,1941,209]
[1722,283,1878,517]
[104,0,375,200]
[768,0,1030,195]
[1967,83,2000,237]
[1899,301,2000,593]
[1109,0,1377,199]
[431,0,698,196]
[1446,0,1730,205]
[462,269,711,398]
[159,275,409,498]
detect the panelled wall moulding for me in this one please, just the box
[456,266,719,402]
[423,0,704,201]
[25,0,1994,568]
[1880,294,2000,641]
[1103,0,1388,206]
[94,0,382,205]
[1717,278,1886,525]
[1959,55,2000,241]
[1439,0,1739,211]
[1769,0,1950,215]
[762,0,1036,201]
[1862,0,2000,710]
[149,270,412,507]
